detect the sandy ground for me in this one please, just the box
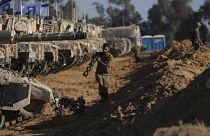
[0,56,135,136]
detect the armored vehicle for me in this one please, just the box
[102,25,141,56]
[0,29,87,75]
[0,67,55,129]
[0,66,85,129]
[0,15,106,76]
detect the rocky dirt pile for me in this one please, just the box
[133,40,210,113]
[154,122,210,136]
[131,59,210,135]
[124,40,210,135]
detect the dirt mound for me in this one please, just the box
[154,122,210,136]
[128,40,210,114]
[159,40,193,59]
[127,40,210,135]
[122,40,210,135]
[131,64,210,135]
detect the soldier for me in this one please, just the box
[95,43,113,103]
[191,22,203,52]
[131,45,141,63]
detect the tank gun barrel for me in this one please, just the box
[0,30,87,44]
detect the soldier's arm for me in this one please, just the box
[92,52,101,60]
[106,55,113,67]
[98,55,113,68]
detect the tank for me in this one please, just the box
[0,67,85,129]
[9,42,59,75]
[38,20,106,72]
[0,15,97,130]
[0,15,106,76]
[0,67,55,129]
[0,30,87,75]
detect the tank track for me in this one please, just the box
[83,54,99,77]
[0,101,48,130]
[0,95,85,130]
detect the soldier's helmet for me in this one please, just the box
[196,22,201,27]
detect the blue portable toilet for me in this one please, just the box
[153,35,166,51]
[141,35,153,52]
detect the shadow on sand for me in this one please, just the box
[20,61,210,136]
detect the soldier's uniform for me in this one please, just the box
[95,52,113,102]
[191,22,203,51]
[132,45,141,63]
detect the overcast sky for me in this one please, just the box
[76,0,205,21]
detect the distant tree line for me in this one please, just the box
[88,0,210,43]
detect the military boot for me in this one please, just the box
[100,87,109,103]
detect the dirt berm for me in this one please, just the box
[3,40,210,136]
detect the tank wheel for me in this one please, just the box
[0,112,5,129]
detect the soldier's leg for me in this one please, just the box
[98,86,107,102]
[193,41,200,52]
[135,55,141,63]
[102,75,109,100]
[99,84,104,98]
[96,74,106,102]
[196,44,200,51]
[134,54,138,63]
[102,87,108,99]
